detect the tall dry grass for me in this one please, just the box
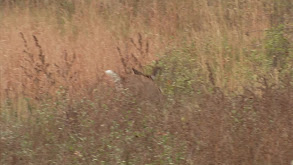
[0,0,293,164]
[0,0,278,103]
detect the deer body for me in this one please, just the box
[105,69,162,104]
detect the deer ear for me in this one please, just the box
[105,70,121,83]
[105,70,123,90]
[132,68,144,76]
[152,67,161,77]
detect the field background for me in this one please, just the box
[0,0,293,164]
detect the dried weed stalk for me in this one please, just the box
[54,50,79,94]
[20,33,80,101]
[117,33,151,75]
[20,32,55,100]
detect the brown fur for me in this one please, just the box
[122,74,163,104]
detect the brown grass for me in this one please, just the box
[0,0,293,164]
[0,0,275,102]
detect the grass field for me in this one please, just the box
[0,0,293,164]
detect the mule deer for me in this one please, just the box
[105,68,162,104]
[105,33,163,104]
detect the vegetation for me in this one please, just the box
[0,0,293,164]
